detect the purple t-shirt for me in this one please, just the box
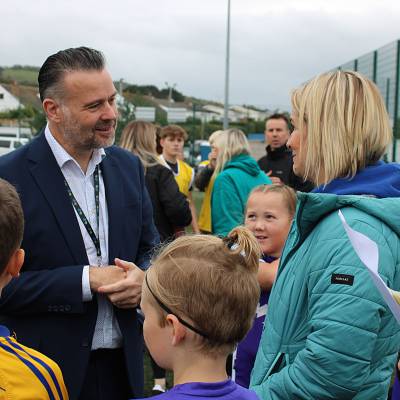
[234,255,276,388]
[136,379,259,399]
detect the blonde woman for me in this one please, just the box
[251,71,400,399]
[211,129,271,236]
[195,130,223,233]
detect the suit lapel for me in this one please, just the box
[27,134,88,265]
[101,151,123,264]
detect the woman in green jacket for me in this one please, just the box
[250,71,400,399]
[211,129,271,236]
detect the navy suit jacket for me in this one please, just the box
[0,132,159,399]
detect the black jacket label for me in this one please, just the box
[331,274,354,286]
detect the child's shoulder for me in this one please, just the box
[0,328,68,400]
[232,383,260,399]
[134,380,259,400]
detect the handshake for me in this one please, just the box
[89,258,144,309]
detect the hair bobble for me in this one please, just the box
[223,236,246,258]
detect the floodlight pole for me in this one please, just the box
[223,0,231,129]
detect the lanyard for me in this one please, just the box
[64,165,102,266]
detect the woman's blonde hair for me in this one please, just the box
[213,129,251,174]
[291,70,392,185]
[119,121,161,169]
[248,184,297,218]
[145,226,261,356]
[208,130,223,147]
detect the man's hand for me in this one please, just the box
[266,170,283,185]
[89,266,127,292]
[97,258,144,309]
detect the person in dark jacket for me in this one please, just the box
[120,121,191,243]
[257,113,313,192]
[120,120,192,395]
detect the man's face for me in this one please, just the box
[160,135,184,159]
[265,118,290,150]
[56,69,118,153]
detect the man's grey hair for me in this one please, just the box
[38,46,105,102]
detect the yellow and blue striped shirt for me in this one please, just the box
[0,325,68,400]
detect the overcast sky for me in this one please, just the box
[2,0,400,109]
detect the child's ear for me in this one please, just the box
[6,248,25,277]
[166,314,186,346]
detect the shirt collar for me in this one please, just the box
[0,325,10,337]
[44,124,106,172]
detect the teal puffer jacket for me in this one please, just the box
[211,153,271,236]
[250,193,400,399]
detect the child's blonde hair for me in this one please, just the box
[247,184,297,218]
[145,226,261,356]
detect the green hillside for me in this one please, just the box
[0,66,39,86]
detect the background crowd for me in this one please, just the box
[0,46,399,400]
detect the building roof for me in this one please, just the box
[1,83,41,109]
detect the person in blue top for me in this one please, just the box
[135,227,262,400]
[251,71,400,399]
[211,129,271,236]
[234,184,296,388]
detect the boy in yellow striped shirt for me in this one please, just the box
[0,178,68,400]
[159,125,200,234]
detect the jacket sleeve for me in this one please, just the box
[251,217,396,399]
[134,160,160,269]
[0,266,86,315]
[158,168,192,227]
[211,174,244,236]
[195,166,213,191]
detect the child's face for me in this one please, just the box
[140,285,172,370]
[160,135,184,159]
[245,191,292,257]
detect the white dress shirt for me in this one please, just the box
[45,126,122,350]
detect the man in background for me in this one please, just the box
[258,113,313,192]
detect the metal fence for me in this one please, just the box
[336,39,400,160]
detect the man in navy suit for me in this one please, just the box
[0,47,159,400]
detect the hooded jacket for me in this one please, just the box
[250,161,400,399]
[211,154,271,236]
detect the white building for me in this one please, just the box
[0,85,20,112]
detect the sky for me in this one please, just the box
[2,0,400,110]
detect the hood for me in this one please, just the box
[296,192,400,240]
[313,161,400,198]
[223,153,262,177]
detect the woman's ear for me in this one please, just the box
[166,314,187,346]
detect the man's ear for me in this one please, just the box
[6,248,25,278]
[166,314,186,346]
[42,98,62,123]
[159,137,165,149]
